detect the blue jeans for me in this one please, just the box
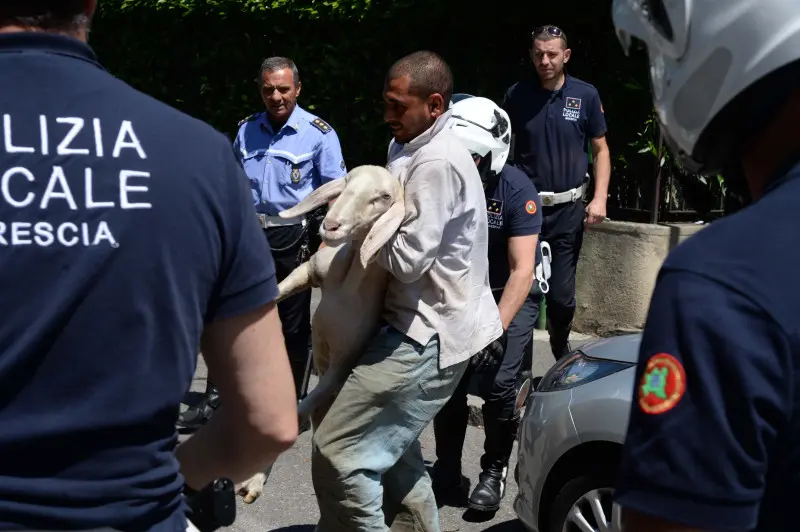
[311,326,469,531]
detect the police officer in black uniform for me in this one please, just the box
[178,56,347,430]
[502,25,611,360]
[431,96,543,512]
[0,1,298,529]
[612,2,800,531]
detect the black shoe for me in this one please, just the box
[431,462,469,507]
[177,387,220,431]
[551,339,573,360]
[467,466,508,513]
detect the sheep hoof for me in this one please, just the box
[236,473,267,505]
[242,490,261,504]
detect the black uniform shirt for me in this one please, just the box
[0,32,278,530]
[615,159,800,531]
[486,164,543,290]
[502,74,606,193]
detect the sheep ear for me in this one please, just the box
[359,199,405,269]
[279,178,347,218]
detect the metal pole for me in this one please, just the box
[650,128,665,224]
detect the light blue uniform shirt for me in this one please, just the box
[233,105,347,216]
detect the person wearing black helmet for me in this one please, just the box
[612,1,800,530]
[0,1,298,529]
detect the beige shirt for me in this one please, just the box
[377,111,503,368]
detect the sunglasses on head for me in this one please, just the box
[532,25,567,43]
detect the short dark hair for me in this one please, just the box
[0,1,87,31]
[258,56,300,86]
[386,50,453,106]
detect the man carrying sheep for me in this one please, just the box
[310,50,503,531]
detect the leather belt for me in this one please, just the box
[256,214,305,229]
[538,183,586,207]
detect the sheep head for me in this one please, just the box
[279,165,405,268]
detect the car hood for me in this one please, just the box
[577,333,642,364]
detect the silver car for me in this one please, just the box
[513,333,641,532]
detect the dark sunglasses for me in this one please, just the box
[532,25,567,44]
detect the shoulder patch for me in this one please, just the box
[238,113,259,127]
[487,198,503,214]
[638,353,686,415]
[310,117,332,134]
[525,200,537,214]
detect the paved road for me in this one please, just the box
[182,307,595,531]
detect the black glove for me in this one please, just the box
[470,329,508,371]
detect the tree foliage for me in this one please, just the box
[90,0,716,221]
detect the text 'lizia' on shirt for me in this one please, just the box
[0,114,151,249]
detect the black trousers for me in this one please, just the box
[538,198,585,357]
[199,223,313,409]
[264,224,313,399]
[433,285,542,472]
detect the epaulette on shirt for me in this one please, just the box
[310,117,332,134]
[238,113,260,127]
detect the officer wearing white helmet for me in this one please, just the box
[431,95,544,512]
[612,1,800,530]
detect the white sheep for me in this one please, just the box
[236,164,406,504]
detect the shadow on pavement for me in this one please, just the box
[462,507,495,523]
[268,526,315,532]
[479,519,526,531]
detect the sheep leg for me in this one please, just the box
[297,366,346,420]
[276,261,316,303]
[236,464,273,504]
[297,346,365,420]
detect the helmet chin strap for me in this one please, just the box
[477,153,493,185]
[476,153,503,194]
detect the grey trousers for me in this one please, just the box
[311,325,469,531]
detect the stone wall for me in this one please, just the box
[572,221,707,336]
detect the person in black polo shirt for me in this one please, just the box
[611,1,800,531]
[0,1,298,529]
[431,96,543,513]
[502,25,611,360]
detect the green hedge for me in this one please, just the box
[91,0,675,215]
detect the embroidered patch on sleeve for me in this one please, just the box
[525,200,537,214]
[638,353,686,414]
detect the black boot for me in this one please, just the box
[468,414,520,512]
[547,321,573,360]
[177,382,220,431]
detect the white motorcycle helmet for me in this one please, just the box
[612,0,800,179]
[448,95,511,177]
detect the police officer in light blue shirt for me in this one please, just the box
[178,56,347,430]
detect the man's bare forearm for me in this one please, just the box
[592,146,611,202]
[176,406,288,489]
[497,269,534,330]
